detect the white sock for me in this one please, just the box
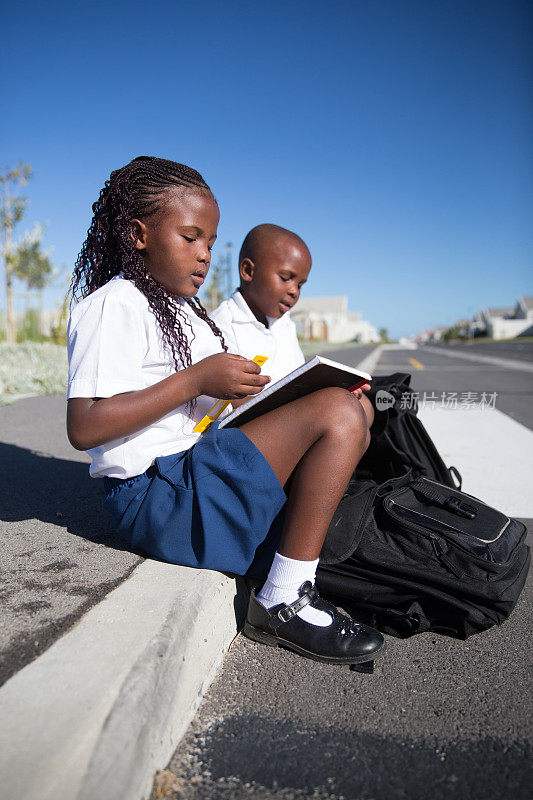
[256,552,332,627]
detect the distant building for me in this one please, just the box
[292,295,379,344]
[416,326,447,343]
[513,296,533,337]
[470,311,486,337]
[415,295,533,342]
[481,297,533,339]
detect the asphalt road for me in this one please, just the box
[149,344,533,800]
[378,344,533,430]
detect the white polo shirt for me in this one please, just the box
[67,276,224,479]
[210,290,305,386]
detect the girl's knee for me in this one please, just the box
[317,388,369,439]
[359,393,375,429]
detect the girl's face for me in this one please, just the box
[133,188,220,297]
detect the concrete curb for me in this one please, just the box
[0,561,247,800]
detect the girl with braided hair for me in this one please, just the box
[67,156,384,666]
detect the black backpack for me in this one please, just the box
[318,472,530,639]
[356,373,462,489]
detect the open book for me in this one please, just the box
[218,355,371,429]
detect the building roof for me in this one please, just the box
[484,306,514,318]
[292,296,348,315]
[520,296,533,311]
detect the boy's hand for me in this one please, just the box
[351,383,371,399]
[190,353,271,400]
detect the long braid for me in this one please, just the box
[71,156,227,371]
[186,297,227,353]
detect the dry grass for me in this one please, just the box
[0,342,67,403]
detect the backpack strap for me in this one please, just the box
[448,465,463,490]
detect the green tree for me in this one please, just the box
[17,309,46,343]
[443,326,460,342]
[12,227,53,291]
[379,327,389,343]
[11,226,54,340]
[0,162,32,342]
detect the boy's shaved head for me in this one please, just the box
[238,223,312,325]
[239,224,310,265]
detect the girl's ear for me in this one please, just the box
[131,219,147,251]
[239,258,255,283]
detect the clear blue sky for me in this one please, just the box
[2,0,531,337]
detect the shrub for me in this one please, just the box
[17,309,47,343]
[0,342,67,401]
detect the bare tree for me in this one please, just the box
[0,162,32,342]
[204,242,234,312]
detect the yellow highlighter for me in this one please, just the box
[193,354,268,433]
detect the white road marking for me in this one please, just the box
[378,364,509,371]
[357,345,384,374]
[422,346,533,374]
[418,406,533,518]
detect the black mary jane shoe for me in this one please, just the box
[243,581,385,665]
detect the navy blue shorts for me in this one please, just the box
[102,422,286,581]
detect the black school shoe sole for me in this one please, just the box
[244,581,385,665]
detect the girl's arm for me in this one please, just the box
[67,352,270,450]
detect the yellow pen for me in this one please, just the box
[193,354,268,433]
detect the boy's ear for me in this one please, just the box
[239,257,255,283]
[131,219,147,250]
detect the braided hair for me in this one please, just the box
[71,156,227,372]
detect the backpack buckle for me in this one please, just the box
[443,496,476,519]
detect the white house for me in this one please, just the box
[513,296,533,337]
[482,298,533,339]
[413,295,533,342]
[415,325,448,343]
[291,296,379,344]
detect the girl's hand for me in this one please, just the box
[351,383,371,399]
[190,353,271,399]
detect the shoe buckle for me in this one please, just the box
[278,606,295,623]
[277,591,313,623]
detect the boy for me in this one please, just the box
[211,222,374,424]
[211,223,311,385]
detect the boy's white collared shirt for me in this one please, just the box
[210,290,305,386]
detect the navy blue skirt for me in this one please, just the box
[102,422,286,580]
